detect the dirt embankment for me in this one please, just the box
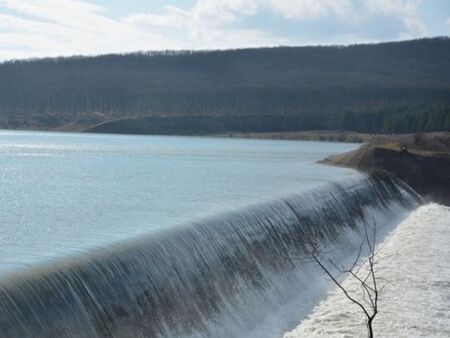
[320,132,450,205]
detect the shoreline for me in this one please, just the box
[318,132,450,205]
[211,130,371,143]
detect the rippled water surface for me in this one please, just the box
[0,131,358,274]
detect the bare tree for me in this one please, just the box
[306,220,380,338]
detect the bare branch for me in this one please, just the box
[306,217,381,338]
[310,252,372,320]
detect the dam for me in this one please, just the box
[0,132,421,337]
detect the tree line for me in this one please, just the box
[339,104,449,133]
[0,37,448,133]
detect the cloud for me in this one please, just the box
[125,6,190,30]
[123,0,267,48]
[0,0,103,16]
[122,0,362,49]
[268,0,358,21]
[0,0,179,60]
[366,0,426,37]
[0,0,435,61]
[123,0,428,47]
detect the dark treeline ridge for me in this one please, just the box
[0,37,449,134]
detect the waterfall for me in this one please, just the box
[0,171,421,338]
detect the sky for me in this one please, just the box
[0,0,449,61]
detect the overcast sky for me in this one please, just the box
[0,0,449,61]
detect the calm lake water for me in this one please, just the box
[0,131,358,275]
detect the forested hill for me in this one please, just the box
[0,37,449,134]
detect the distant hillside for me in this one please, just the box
[0,38,449,134]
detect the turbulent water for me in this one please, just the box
[0,132,422,338]
[0,172,421,338]
[285,203,450,338]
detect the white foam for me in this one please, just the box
[284,203,450,338]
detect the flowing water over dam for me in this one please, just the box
[0,171,421,338]
[0,132,422,337]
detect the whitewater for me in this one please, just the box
[0,131,440,338]
[284,203,450,338]
[0,171,421,338]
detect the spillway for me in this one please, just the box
[0,171,421,338]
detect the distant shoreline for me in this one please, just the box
[211,130,370,143]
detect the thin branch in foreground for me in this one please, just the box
[306,219,380,338]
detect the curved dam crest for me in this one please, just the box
[0,172,422,338]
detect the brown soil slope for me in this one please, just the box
[321,132,450,205]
